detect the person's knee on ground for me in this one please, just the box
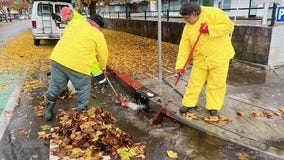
[45,94,57,121]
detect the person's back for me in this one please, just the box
[50,18,108,75]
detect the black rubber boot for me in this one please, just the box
[208,110,219,116]
[179,106,202,114]
[45,94,57,121]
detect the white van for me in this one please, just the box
[31,0,72,46]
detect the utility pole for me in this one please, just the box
[157,0,162,82]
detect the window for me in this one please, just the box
[223,0,231,9]
[55,5,69,15]
[37,4,53,16]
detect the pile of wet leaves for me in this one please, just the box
[40,107,146,159]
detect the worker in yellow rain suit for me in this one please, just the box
[46,7,108,121]
[56,7,108,89]
[175,2,235,116]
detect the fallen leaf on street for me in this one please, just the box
[236,111,245,117]
[18,129,27,136]
[278,106,284,112]
[235,151,251,160]
[251,110,262,117]
[40,125,52,131]
[167,150,178,158]
[184,112,198,120]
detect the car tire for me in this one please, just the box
[34,39,40,46]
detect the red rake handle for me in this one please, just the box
[150,32,202,124]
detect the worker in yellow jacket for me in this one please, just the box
[175,2,235,116]
[55,7,108,89]
[45,8,108,121]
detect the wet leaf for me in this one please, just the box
[184,112,198,120]
[251,110,262,117]
[274,111,282,116]
[219,116,230,121]
[201,116,220,123]
[0,84,6,90]
[18,129,26,136]
[235,151,251,160]
[117,147,134,160]
[37,131,50,139]
[71,148,84,158]
[236,112,245,117]
[278,106,284,112]
[167,150,178,158]
[261,110,274,118]
[167,98,173,103]
[156,99,162,103]
[40,125,51,131]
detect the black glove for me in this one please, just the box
[52,13,61,22]
[94,73,108,90]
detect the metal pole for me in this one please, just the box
[269,3,277,26]
[262,2,269,25]
[231,0,240,39]
[158,0,162,82]
[248,0,252,17]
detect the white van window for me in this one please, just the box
[55,5,69,15]
[37,4,52,16]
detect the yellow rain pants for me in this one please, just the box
[182,61,230,111]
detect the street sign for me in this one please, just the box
[276,5,284,23]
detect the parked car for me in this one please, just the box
[31,0,72,46]
[19,14,30,20]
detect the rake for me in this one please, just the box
[150,32,202,124]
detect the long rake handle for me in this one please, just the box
[106,77,119,97]
[150,32,202,124]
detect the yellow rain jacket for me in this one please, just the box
[175,6,235,70]
[50,19,108,75]
[73,10,85,20]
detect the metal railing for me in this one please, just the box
[100,4,278,26]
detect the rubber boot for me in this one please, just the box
[45,94,57,121]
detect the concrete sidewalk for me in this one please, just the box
[110,60,284,159]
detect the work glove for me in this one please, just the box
[199,23,209,33]
[94,72,108,90]
[52,13,61,22]
[177,69,185,77]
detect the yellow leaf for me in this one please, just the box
[40,125,51,131]
[278,106,284,112]
[167,150,178,158]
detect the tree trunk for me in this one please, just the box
[89,1,97,16]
